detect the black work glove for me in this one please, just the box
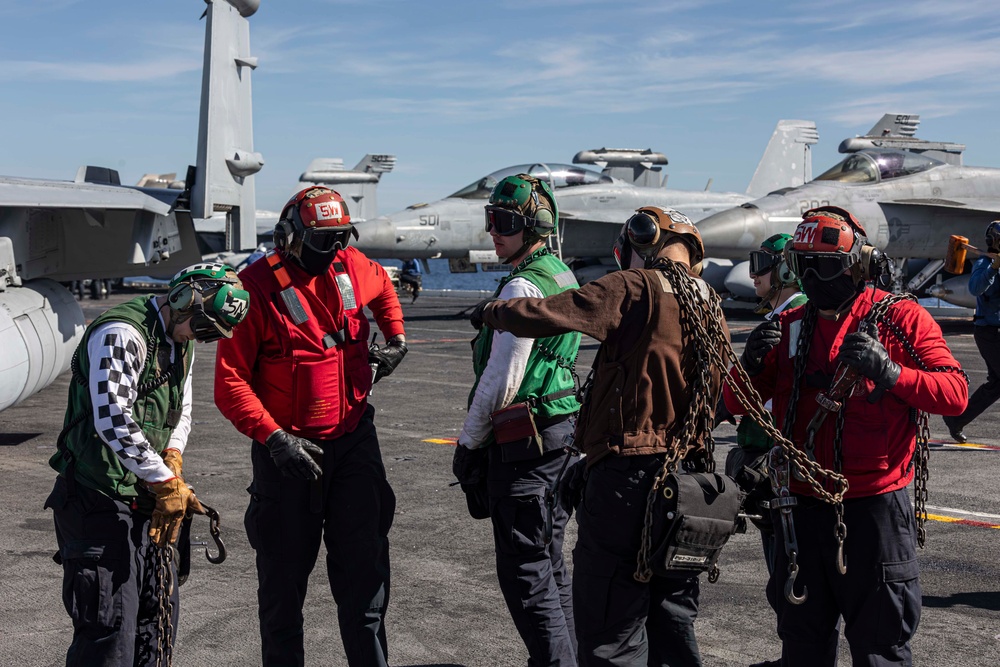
[369,339,408,383]
[740,320,781,377]
[452,444,488,485]
[559,457,587,513]
[265,430,323,480]
[714,393,737,427]
[469,298,498,330]
[836,331,901,392]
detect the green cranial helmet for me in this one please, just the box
[167,262,250,341]
[488,174,558,238]
[749,233,798,287]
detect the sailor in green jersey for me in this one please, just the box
[44,262,249,666]
[455,174,581,666]
[726,234,806,667]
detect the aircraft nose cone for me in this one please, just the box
[697,206,769,260]
[354,216,399,256]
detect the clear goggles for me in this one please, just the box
[485,206,532,236]
[785,248,858,282]
[748,250,781,277]
[302,226,352,253]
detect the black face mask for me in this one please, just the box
[292,244,337,276]
[801,273,860,311]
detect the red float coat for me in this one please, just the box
[724,288,967,499]
[215,248,405,443]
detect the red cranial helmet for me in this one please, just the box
[275,186,356,251]
[787,206,869,282]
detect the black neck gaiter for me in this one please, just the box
[801,274,861,312]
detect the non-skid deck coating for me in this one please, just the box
[2,293,998,666]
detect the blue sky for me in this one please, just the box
[2,0,1000,218]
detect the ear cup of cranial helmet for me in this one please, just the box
[858,244,878,282]
[626,211,661,250]
[273,219,294,250]
[167,282,194,311]
[533,207,554,230]
[777,258,795,284]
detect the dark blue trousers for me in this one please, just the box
[953,325,1000,428]
[573,454,702,667]
[487,419,577,667]
[46,475,178,667]
[767,488,921,667]
[245,408,396,667]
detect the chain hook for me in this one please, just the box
[835,517,848,575]
[190,501,226,564]
[784,552,807,605]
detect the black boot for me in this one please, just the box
[943,416,967,444]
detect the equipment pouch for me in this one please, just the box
[491,403,543,463]
[648,472,743,576]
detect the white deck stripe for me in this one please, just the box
[925,504,1000,520]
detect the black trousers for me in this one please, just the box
[46,476,179,667]
[487,420,577,667]
[954,325,1000,428]
[767,488,921,667]
[573,454,702,667]
[245,407,396,667]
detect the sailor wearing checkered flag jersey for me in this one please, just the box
[44,262,249,666]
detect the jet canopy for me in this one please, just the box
[813,149,943,184]
[449,163,611,199]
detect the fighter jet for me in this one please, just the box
[696,114,1000,306]
[0,0,264,412]
[353,119,819,282]
[193,153,397,254]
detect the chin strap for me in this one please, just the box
[504,236,542,265]
[753,282,782,315]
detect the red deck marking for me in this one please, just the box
[926,513,1000,530]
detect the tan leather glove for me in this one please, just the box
[161,448,183,477]
[148,477,202,547]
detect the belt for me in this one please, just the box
[536,413,573,431]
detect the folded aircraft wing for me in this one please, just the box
[0,177,179,215]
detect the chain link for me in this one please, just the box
[634,261,727,582]
[877,306,968,548]
[154,545,175,667]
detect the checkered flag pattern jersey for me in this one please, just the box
[86,319,188,483]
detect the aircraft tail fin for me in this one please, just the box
[745,120,819,197]
[839,112,965,165]
[863,113,920,137]
[299,154,396,221]
[190,0,263,252]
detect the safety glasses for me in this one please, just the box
[785,250,856,282]
[302,227,352,253]
[485,206,531,236]
[748,250,781,277]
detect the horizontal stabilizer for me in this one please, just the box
[573,148,668,188]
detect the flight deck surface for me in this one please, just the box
[2,293,998,667]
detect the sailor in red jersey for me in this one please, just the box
[724,206,967,667]
[215,187,406,667]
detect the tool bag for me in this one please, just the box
[490,402,543,462]
[648,471,743,576]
